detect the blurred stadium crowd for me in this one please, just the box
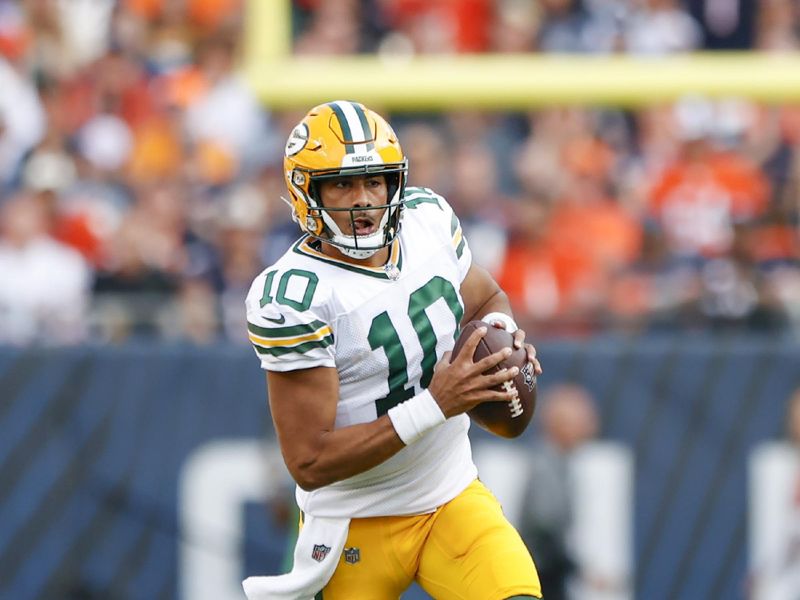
[0,0,799,346]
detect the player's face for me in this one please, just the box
[318,174,389,237]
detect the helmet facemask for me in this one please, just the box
[289,163,408,259]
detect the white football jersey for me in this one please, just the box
[245,187,478,518]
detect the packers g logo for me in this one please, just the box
[285,124,309,157]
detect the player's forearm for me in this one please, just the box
[460,264,515,325]
[463,288,514,325]
[288,416,405,491]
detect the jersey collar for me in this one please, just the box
[292,236,403,280]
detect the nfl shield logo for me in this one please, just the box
[520,361,537,392]
[312,544,331,562]
[343,547,360,565]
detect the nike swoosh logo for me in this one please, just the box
[265,314,286,324]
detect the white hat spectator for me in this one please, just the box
[673,95,716,141]
[0,57,45,185]
[22,149,77,192]
[77,113,134,172]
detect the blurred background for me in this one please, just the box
[1,0,799,599]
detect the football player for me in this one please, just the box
[244,101,543,599]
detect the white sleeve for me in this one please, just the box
[245,268,335,372]
[448,205,472,283]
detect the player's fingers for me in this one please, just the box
[524,343,538,366]
[524,343,536,360]
[524,343,543,375]
[439,350,453,367]
[473,346,512,372]
[484,366,519,387]
[512,329,525,349]
[481,386,520,403]
[453,326,487,362]
[489,319,506,329]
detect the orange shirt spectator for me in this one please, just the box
[648,142,771,258]
[125,0,241,30]
[383,0,493,52]
[497,193,642,328]
[548,197,643,303]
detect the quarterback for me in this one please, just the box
[243,101,542,599]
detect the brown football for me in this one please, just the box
[451,320,537,438]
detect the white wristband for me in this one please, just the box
[481,311,518,332]
[387,389,446,445]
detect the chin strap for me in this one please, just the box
[337,242,383,259]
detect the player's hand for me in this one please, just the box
[428,325,519,418]
[486,319,543,377]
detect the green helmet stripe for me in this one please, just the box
[351,102,375,152]
[327,101,356,154]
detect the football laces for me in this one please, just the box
[501,380,524,418]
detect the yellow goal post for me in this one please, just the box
[243,0,800,110]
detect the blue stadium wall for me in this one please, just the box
[1,336,798,600]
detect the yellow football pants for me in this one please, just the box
[318,479,542,600]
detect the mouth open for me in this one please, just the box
[353,217,376,236]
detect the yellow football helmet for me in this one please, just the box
[283,101,408,259]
